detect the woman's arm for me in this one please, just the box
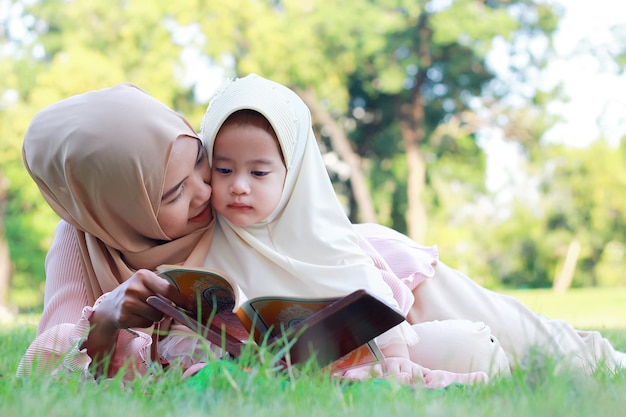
[37,220,90,333]
[18,221,152,380]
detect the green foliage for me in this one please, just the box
[538,140,626,287]
[2,0,620,314]
[0,0,198,310]
[487,203,554,288]
[479,139,626,289]
[430,0,518,48]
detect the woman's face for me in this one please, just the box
[157,137,213,239]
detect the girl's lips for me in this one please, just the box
[189,204,212,223]
[228,202,251,210]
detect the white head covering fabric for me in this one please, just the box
[200,74,399,308]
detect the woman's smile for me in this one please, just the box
[189,203,212,223]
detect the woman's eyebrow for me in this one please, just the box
[195,139,204,163]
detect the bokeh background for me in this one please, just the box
[1,0,625,314]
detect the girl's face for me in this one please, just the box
[157,137,213,239]
[211,123,286,227]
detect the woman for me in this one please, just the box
[18,83,216,380]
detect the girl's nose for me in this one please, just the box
[230,176,250,195]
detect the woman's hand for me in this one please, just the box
[82,269,191,369]
[92,269,190,330]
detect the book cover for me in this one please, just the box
[153,265,405,369]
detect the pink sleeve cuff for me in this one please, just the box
[17,293,153,382]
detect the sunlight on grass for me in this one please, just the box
[501,287,626,331]
[2,288,626,417]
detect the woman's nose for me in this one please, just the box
[191,174,212,203]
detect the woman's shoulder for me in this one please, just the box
[48,219,80,255]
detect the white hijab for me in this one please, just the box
[200,74,398,309]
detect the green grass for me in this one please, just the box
[500,287,626,331]
[2,289,626,417]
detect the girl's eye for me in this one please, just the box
[252,171,269,177]
[215,167,231,174]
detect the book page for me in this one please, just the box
[157,266,246,321]
[237,296,339,341]
[328,341,384,373]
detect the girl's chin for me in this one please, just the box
[224,215,255,228]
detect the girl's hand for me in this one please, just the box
[333,357,426,384]
[334,357,489,388]
[423,368,489,389]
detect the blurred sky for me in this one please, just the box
[483,0,626,193]
[542,0,626,147]
[2,0,624,189]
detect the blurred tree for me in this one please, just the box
[0,0,194,309]
[538,139,626,287]
[5,0,622,312]
[486,138,626,289]
[344,0,562,242]
[182,0,563,243]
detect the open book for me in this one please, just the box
[150,265,405,370]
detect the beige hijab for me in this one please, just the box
[200,74,398,309]
[23,84,214,304]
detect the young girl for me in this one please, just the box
[200,74,504,385]
[358,221,626,374]
[201,74,626,379]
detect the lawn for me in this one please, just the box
[500,287,626,331]
[1,288,625,417]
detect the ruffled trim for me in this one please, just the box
[199,77,235,137]
[394,244,438,290]
[157,323,222,368]
[17,293,153,382]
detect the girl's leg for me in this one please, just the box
[408,261,626,373]
[408,319,511,378]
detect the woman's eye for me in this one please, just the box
[170,185,184,203]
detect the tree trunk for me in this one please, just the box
[0,175,9,313]
[396,11,431,243]
[298,88,377,223]
[553,238,580,293]
[398,101,428,244]
[0,238,9,310]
